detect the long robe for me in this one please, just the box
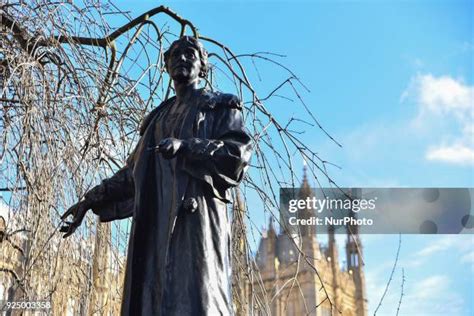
[84,89,252,315]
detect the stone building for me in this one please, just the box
[0,211,124,316]
[252,169,368,316]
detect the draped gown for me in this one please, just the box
[83,89,252,315]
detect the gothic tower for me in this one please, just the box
[297,166,320,259]
[254,170,368,316]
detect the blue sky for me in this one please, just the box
[119,1,473,315]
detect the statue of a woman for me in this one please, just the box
[61,36,252,316]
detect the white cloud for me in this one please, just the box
[402,74,474,166]
[368,270,466,315]
[415,74,473,114]
[403,275,465,315]
[394,235,474,272]
[411,275,449,299]
[420,235,472,256]
[426,145,474,165]
[407,235,474,272]
[367,268,466,315]
[364,235,473,315]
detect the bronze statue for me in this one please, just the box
[60,36,252,315]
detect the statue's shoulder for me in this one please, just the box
[138,91,242,135]
[139,97,175,136]
[200,90,242,111]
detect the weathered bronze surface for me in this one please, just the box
[61,36,252,315]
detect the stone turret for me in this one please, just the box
[265,217,278,277]
[297,166,320,260]
[297,165,316,237]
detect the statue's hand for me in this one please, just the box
[157,138,185,159]
[60,200,92,238]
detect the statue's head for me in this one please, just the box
[164,36,208,84]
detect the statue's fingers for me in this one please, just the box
[63,230,74,238]
[60,205,76,220]
[63,225,77,238]
[59,225,70,233]
[60,210,71,220]
[75,208,87,225]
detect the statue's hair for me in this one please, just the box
[164,36,209,78]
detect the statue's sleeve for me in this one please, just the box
[84,160,135,222]
[182,105,252,201]
[82,101,168,221]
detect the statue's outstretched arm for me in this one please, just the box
[84,166,134,207]
[83,165,135,222]
[61,164,135,237]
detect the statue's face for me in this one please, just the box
[167,42,202,84]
